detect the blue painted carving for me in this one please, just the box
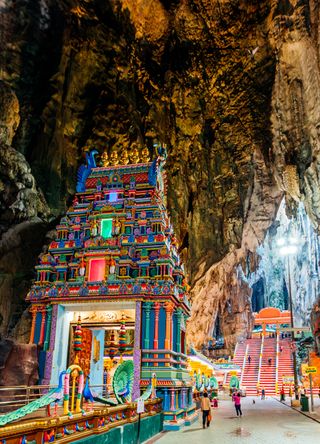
[76,150,98,192]
[148,159,157,186]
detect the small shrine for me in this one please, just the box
[27,146,196,429]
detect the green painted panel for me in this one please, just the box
[75,427,121,444]
[74,413,163,444]
[101,219,113,238]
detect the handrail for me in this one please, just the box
[275,333,279,394]
[240,343,249,386]
[257,335,264,387]
[223,372,227,386]
[233,342,238,360]
[0,384,112,413]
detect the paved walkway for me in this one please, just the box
[154,397,320,444]
[281,395,320,422]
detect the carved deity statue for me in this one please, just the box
[113,218,121,235]
[109,258,116,275]
[100,151,110,167]
[91,219,98,236]
[79,260,86,277]
[121,149,130,165]
[110,150,120,165]
[129,145,140,164]
[140,146,150,162]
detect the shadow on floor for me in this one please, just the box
[182,427,204,433]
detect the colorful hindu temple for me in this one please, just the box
[25,146,196,430]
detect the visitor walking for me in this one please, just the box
[201,392,211,429]
[280,346,283,353]
[268,358,272,366]
[280,386,285,402]
[261,388,266,400]
[248,355,251,364]
[233,392,242,417]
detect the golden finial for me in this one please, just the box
[140,146,150,162]
[129,145,140,164]
[100,151,110,167]
[110,150,120,165]
[121,149,130,165]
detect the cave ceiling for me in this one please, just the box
[1,0,320,349]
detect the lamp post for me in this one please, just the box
[277,236,299,400]
[306,345,314,413]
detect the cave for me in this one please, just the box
[245,198,320,328]
[1,0,320,387]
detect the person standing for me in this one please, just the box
[268,358,272,366]
[261,388,266,400]
[280,386,285,402]
[201,392,211,429]
[233,392,242,417]
[248,355,251,364]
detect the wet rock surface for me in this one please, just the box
[0,1,320,350]
[0,340,38,403]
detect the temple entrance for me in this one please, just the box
[51,302,136,393]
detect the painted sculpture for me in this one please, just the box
[112,360,134,404]
[0,371,66,427]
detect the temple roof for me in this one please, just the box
[27,150,190,314]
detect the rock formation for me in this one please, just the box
[0,0,320,352]
[0,82,50,338]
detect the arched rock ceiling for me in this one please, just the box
[1,0,320,348]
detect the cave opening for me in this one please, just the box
[247,198,319,327]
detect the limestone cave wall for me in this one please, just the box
[0,0,320,351]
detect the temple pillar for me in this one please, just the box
[143,302,153,366]
[43,305,58,386]
[176,308,183,367]
[170,388,175,411]
[43,306,52,351]
[163,388,169,411]
[262,323,266,336]
[38,308,46,346]
[164,302,174,367]
[143,302,153,368]
[132,301,142,401]
[153,302,160,367]
[29,306,37,344]
[188,388,193,406]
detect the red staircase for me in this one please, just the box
[231,336,295,396]
[259,338,277,396]
[225,341,246,387]
[237,338,261,396]
[278,338,294,394]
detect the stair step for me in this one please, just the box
[230,336,294,395]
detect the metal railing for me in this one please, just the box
[257,334,264,387]
[240,343,249,386]
[275,333,280,394]
[0,383,113,413]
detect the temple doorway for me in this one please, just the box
[50,302,136,390]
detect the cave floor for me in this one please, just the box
[154,397,320,444]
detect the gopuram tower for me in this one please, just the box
[27,145,196,429]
